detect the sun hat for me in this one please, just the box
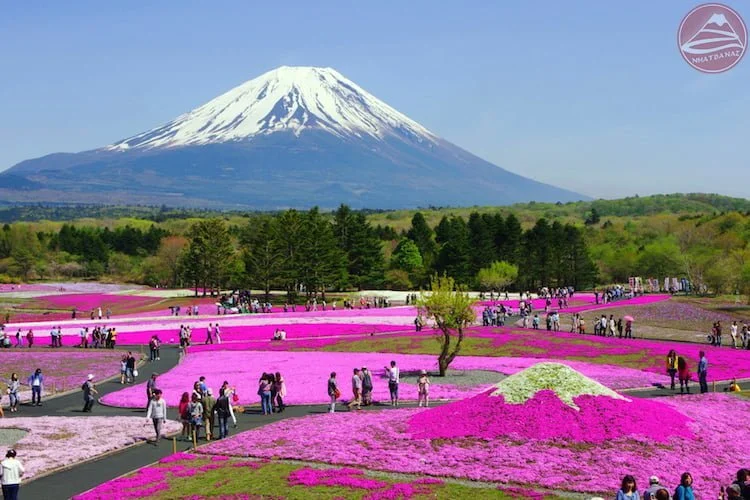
[420,369,427,375]
[649,476,659,485]
[206,388,213,396]
[87,374,94,380]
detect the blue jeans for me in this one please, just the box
[2,483,19,500]
[218,415,229,438]
[699,371,708,393]
[32,386,41,405]
[260,391,272,414]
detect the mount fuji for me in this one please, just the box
[0,66,585,209]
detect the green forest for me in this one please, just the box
[1,193,749,299]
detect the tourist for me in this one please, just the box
[213,323,221,344]
[178,392,191,441]
[673,472,695,500]
[644,476,664,500]
[348,368,363,411]
[653,489,670,500]
[82,374,98,413]
[25,330,33,348]
[188,393,204,440]
[258,373,273,416]
[609,316,616,337]
[732,469,750,499]
[666,350,679,390]
[191,381,203,402]
[417,369,430,407]
[27,369,43,406]
[616,474,640,500]
[273,372,286,413]
[205,323,213,344]
[148,336,159,362]
[202,388,216,440]
[126,352,137,383]
[146,389,167,442]
[119,354,128,384]
[677,356,691,394]
[625,318,634,337]
[14,330,21,348]
[219,381,238,427]
[698,351,708,394]
[106,308,111,320]
[361,367,373,406]
[146,373,159,408]
[214,390,231,439]
[727,483,742,500]
[726,379,742,392]
[327,372,339,413]
[0,449,25,500]
[532,314,540,330]
[6,374,19,413]
[385,360,400,407]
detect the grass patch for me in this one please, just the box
[85,457,562,499]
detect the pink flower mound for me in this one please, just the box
[407,389,694,444]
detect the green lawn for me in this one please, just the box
[83,457,563,499]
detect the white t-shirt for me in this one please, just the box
[388,366,399,383]
[0,458,25,485]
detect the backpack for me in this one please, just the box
[82,382,88,391]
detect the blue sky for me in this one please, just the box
[1,1,748,198]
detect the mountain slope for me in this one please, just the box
[0,66,585,209]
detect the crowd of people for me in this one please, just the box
[174,377,240,442]
[709,320,750,349]
[611,470,750,500]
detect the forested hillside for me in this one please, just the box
[0,194,749,298]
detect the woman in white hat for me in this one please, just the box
[82,374,98,413]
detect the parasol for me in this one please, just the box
[623,315,634,322]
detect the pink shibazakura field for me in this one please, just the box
[99,350,670,408]
[0,417,181,479]
[200,392,750,499]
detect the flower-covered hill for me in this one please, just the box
[407,363,693,443]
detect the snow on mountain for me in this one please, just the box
[108,66,438,150]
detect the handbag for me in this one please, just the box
[232,393,239,403]
[334,388,341,399]
[133,369,139,377]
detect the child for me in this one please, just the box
[417,370,430,407]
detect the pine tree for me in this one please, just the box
[298,207,347,299]
[241,217,283,302]
[468,212,495,276]
[407,212,437,270]
[332,205,384,290]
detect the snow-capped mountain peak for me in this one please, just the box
[108,66,437,150]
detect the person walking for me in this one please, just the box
[202,388,216,440]
[361,367,373,406]
[214,391,231,439]
[417,370,430,407]
[258,373,273,416]
[213,324,221,344]
[188,393,204,440]
[6,374,19,413]
[677,356,691,394]
[273,372,286,413]
[146,373,159,409]
[698,351,709,394]
[205,323,213,345]
[385,360,400,407]
[27,369,43,406]
[178,392,190,441]
[125,352,136,384]
[666,350,679,390]
[145,389,167,443]
[730,320,738,348]
[327,372,339,413]
[82,374,98,412]
[348,368,363,411]
[0,449,24,500]
[25,330,33,349]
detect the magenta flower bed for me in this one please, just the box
[25,293,159,312]
[100,351,670,408]
[200,393,750,498]
[407,389,693,444]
